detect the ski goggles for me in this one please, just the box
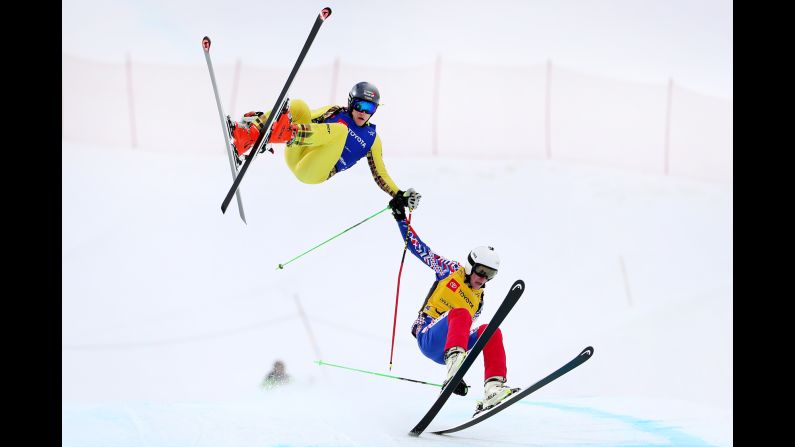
[472,264,498,281]
[351,99,378,114]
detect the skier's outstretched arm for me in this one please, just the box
[389,200,460,281]
[367,136,401,196]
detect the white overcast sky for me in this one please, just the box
[62,0,732,98]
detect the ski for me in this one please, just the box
[431,346,595,435]
[408,279,525,437]
[201,36,247,224]
[220,7,332,214]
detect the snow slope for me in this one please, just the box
[62,140,732,446]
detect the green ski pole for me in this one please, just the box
[277,206,390,270]
[315,359,450,390]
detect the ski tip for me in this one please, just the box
[511,279,525,291]
[277,264,284,270]
[320,7,332,20]
[202,36,211,51]
[581,346,595,357]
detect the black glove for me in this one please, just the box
[441,378,468,396]
[394,188,421,210]
[454,379,469,396]
[389,195,406,221]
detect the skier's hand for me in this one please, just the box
[389,196,406,221]
[406,188,421,210]
[453,379,469,396]
[395,188,422,210]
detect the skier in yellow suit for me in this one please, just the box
[229,81,421,209]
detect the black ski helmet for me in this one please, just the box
[348,81,380,111]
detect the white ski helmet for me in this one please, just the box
[465,246,500,280]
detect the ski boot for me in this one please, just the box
[473,376,520,416]
[441,347,469,396]
[228,112,264,166]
